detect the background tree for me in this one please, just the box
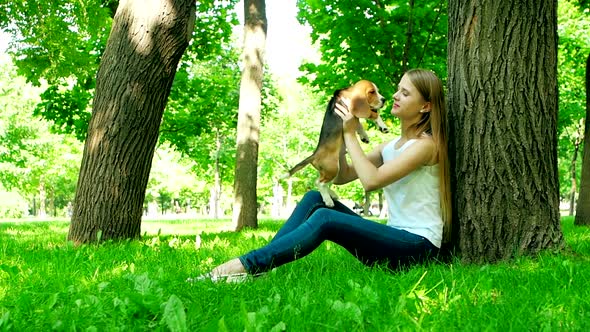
[143,144,205,216]
[447,0,565,262]
[296,0,447,98]
[575,53,590,226]
[233,0,267,231]
[161,45,280,219]
[0,0,239,141]
[258,82,325,215]
[68,0,197,243]
[556,0,590,215]
[0,0,114,140]
[0,56,81,218]
[162,48,242,219]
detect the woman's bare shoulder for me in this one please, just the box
[413,135,437,164]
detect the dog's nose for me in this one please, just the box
[380,96,386,103]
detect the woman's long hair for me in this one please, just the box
[405,69,452,243]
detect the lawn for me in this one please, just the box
[0,216,589,331]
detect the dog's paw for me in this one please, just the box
[318,183,336,207]
[323,196,335,207]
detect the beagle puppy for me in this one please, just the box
[283,80,388,207]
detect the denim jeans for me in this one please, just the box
[239,191,439,274]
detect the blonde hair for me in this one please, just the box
[405,69,452,243]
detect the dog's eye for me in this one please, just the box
[369,90,376,94]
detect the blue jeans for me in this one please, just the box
[239,191,439,274]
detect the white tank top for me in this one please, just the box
[381,137,443,248]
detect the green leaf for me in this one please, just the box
[270,321,287,332]
[161,294,187,332]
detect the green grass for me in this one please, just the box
[1,217,589,331]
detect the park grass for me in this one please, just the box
[0,217,589,331]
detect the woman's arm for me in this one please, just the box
[335,99,435,192]
[344,130,435,191]
[333,143,384,185]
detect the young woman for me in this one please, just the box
[193,68,452,282]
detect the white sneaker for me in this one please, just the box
[186,272,266,284]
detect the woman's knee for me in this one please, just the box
[307,207,339,228]
[301,190,323,204]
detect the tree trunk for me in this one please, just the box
[68,0,196,243]
[38,181,47,218]
[575,53,590,226]
[285,177,293,217]
[363,192,371,217]
[447,0,564,262]
[402,0,414,73]
[271,179,283,218]
[233,0,267,231]
[569,125,583,216]
[569,150,578,216]
[210,128,222,219]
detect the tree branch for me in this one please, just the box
[417,0,445,67]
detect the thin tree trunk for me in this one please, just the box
[31,198,36,217]
[417,0,445,68]
[233,0,267,231]
[402,0,415,73]
[569,152,578,216]
[38,181,46,218]
[569,125,582,216]
[448,0,564,262]
[209,187,218,219]
[271,179,283,218]
[575,53,590,226]
[49,188,56,217]
[363,192,371,217]
[68,0,196,243]
[285,177,293,217]
[211,128,222,219]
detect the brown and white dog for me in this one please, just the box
[283,80,388,206]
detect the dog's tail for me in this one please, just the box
[281,155,315,179]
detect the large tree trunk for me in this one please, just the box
[68,0,196,243]
[575,53,590,226]
[447,0,565,262]
[233,0,267,231]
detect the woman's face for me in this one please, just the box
[391,74,428,120]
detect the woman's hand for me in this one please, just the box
[334,97,360,134]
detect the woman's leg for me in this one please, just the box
[271,190,358,242]
[206,191,361,278]
[240,207,438,274]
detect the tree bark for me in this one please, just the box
[68,0,196,243]
[447,0,565,262]
[575,53,590,225]
[233,0,267,231]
